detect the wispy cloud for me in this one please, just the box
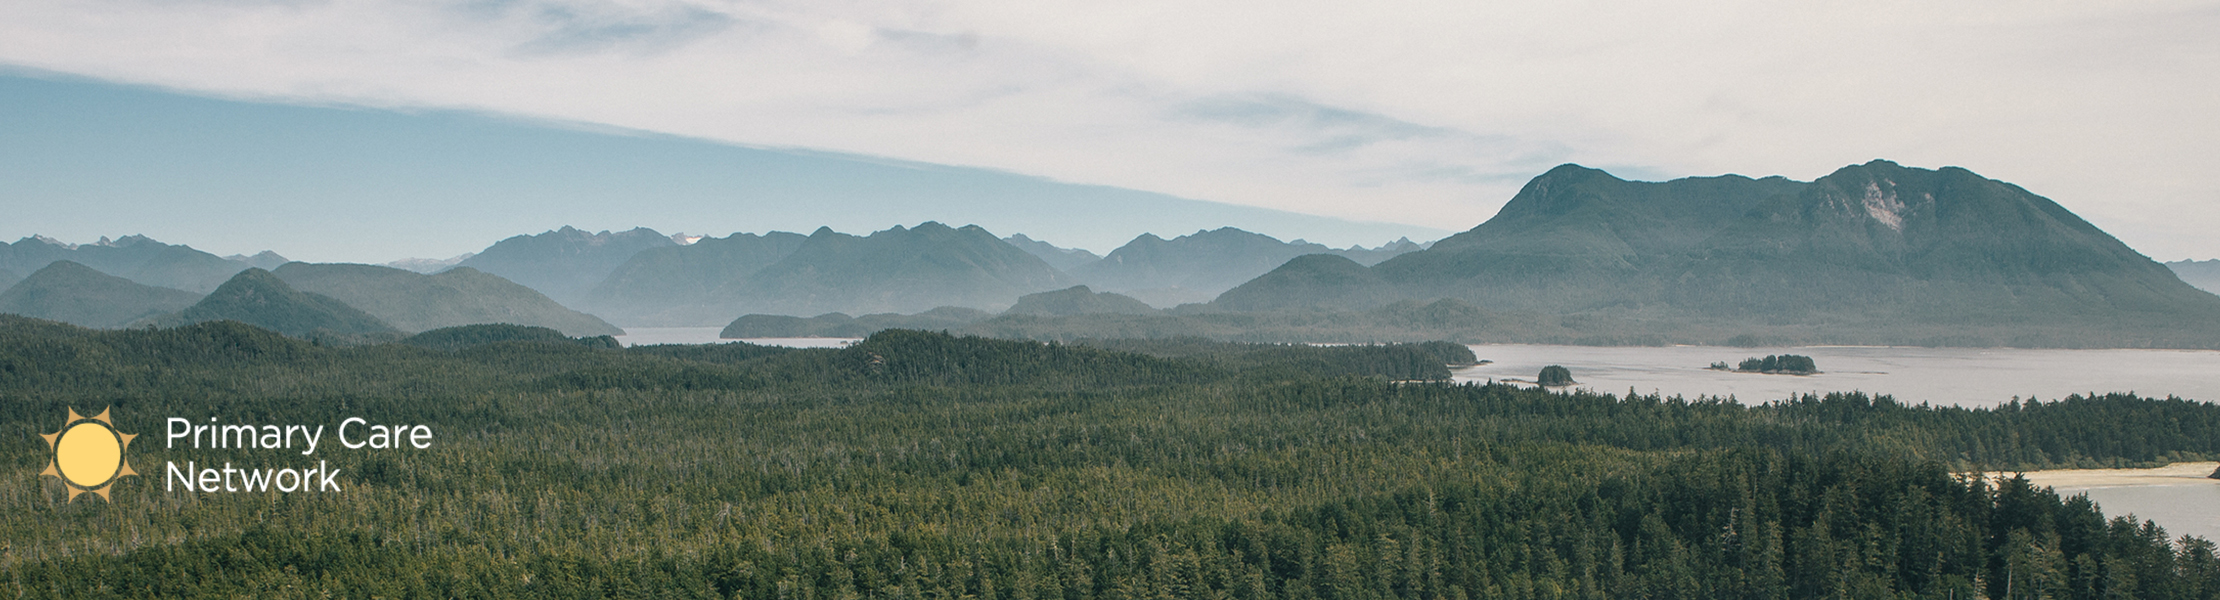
[1,0,2215,257]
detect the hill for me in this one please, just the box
[704,222,1074,317]
[0,234,253,293]
[450,226,677,306]
[581,231,809,325]
[1002,285,1158,317]
[1230,160,2220,347]
[0,260,201,327]
[272,262,621,336]
[1073,227,1425,307]
[1212,254,1392,312]
[402,323,620,351]
[1002,233,1102,272]
[2169,259,2220,295]
[156,268,398,338]
[719,306,995,338]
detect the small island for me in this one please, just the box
[1537,365,1576,386]
[1710,354,1819,375]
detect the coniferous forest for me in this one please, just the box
[4,317,2220,598]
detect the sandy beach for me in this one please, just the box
[1986,461,2220,489]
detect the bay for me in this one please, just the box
[613,327,858,348]
[2004,462,2220,544]
[1452,344,2220,408]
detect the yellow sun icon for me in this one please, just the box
[39,407,138,502]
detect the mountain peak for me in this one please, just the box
[1536,163,1618,182]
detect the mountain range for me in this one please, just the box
[0,260,202,328]
[451,227,680,308]
[2169,260,2220,295]
[714,223,1075,317]
[582,230,810,325]
[570,224,1422,325]
[13,159,2216,348]
[0,241,626,337]
[0,234,284,293]
[1068,228,1428,307]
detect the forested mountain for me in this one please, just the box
[0,234,258,293]
[271,262,621,336]
[1073,227,1426,308]
[147,268,397,337]
[0,260,200,327]
[581,230,809,325]
[703,222,1074,317]
[2171,259,2220,295]
[1002,233,1103,271]
[1230,160,2220,347]
[1214,254,1394,312]
[1002,285,1159,316]
[450,226,678,307]
[5,319,2220,597]
[0,269,17,291]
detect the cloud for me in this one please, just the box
[0,0,2215,257]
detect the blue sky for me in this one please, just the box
[0,1,2215,261]
[0,72,1443,261]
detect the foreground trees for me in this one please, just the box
[1,318,2217,598]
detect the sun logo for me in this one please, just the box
[39,407,139,502]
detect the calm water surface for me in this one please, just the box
[1455,344,2220,407]
[614,327,857,348]
[2059,485,2220,544]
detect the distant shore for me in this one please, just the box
[1985,461,2219,489]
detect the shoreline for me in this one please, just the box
[1982,461,2220,489]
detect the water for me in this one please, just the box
[1454,343,2220,542]
[1453,344,2220,407]
[2062,485,2220,543]
[614,327,857,348]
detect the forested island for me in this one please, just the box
[1713,354,1821,375]
[6,317,2220,598]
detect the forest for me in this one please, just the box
[3,317,2220,598]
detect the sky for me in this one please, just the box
[1,0,2216,261]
